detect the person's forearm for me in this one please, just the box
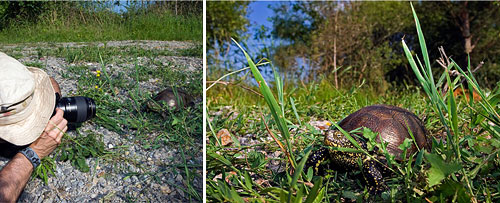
[0,152,34,202]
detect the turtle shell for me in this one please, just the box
[338,104,428,160]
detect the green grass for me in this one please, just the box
[0,13,202,43]
[206,4,500,202]
[8,44,204,201]
[1,43,202,65]
[207,80,439,202]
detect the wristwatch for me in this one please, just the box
[19,147,41,169]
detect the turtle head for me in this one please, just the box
[324,130,351,148]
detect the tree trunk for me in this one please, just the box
[333,11,338,89]
[460,1,473,54]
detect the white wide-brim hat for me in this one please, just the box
[0,52,55,146]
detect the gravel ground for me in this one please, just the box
[0,40,202,202]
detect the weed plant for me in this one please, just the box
[206,4,499,202]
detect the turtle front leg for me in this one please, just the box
[305,147,329,175]
[362,159,388,194]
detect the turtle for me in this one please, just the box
[146,87,196,118]
[305,104,429,194]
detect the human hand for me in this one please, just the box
[29,108,68,159]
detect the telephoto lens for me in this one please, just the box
[55,96,96,123]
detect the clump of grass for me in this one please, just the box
[0,9,202,43]
[400,3,499,202]
[57,132,109,173]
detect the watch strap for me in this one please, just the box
[19,147,41,169]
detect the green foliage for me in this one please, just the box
[58,132,109,172]
[401,3,500,201]
[0,1,49,28]
[178,43,203,57]
[207,1,250,53]
[425,153,462,187]
[265,1,500,90]
[270,2,325,44]
[0,1,202,43]
[207,72,434,201]
[32,132,108,181]
[33,156,56,184]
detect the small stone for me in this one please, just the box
[309,120,332,130]
[98,171,105,177]
[175,174,183,182]
[177,188,185,197]
[216,129,233,146]
[108,144,114,149]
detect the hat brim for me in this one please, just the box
[0,67,55,146]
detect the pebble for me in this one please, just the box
[161,185,172,194]
[176,174,183,182]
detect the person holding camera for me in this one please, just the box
[0,52,68,202]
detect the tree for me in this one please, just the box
[0,1,48,29]
[207,1,250,59]
[270,2,412,91]
[269,1,500,89]
[414,1,500,88]
[269,2,326,75]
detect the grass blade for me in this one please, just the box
[411,3,434,86]
[288,147,312,203]
[304,177,324,203]
[290,97,302,126]
[232,38,297,169]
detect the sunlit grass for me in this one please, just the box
[0,13,202,43]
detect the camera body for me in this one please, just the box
[54,93,96,123]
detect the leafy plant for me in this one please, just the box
[402,2,500,202]
[33,157,56,184]
[58,132,109,172]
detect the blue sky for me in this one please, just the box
[240,1,306,82]
[209,1,298,83]
[212,2,282,80]
[247,1,276,31]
